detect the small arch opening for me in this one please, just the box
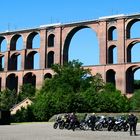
[8,53,21,71]
[6,73,18,92]
[127,20,140,39]
[27,32,40,49]
[47,51,54,68]
[126,66,140,94]
[108,45,117,64]
[48,34,55,47]
[106,69,116,87]
[44,73,52,79]
[127,42,140,63]
[108,26,117,41]
[0,55,4,71]
[25,51,40,70]
[134,69,140,92]
[0,37,7,52]
[10,34,23,51]
[23,72,36,88]
[16,36,24,50]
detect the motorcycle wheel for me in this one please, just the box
[113,125,118,132]
[124,125,129,132]
[59,122,64,129]
[95,123,103,131]
[53,123,58,129]
[108,126,112,131]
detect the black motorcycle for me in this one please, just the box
[53,117,64,129]
[95,116,108,131]
[113,117,129,132]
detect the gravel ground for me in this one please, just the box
[0,123,140,140]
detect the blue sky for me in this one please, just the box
[1,0,140,31]
[0,0,140,79]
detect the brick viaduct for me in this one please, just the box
[0,13,140,96]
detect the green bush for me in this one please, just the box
[130,89,140,111]
[11,105,36,123]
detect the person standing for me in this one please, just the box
[127,113,138,136]
[89,113,96,131]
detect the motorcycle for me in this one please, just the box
[113,117,129,132]
[53,116,64,129]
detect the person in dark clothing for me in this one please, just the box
[127,114,138,136]
[89,113,96,131]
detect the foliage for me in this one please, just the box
[17,83,36,102]
[130,89,140,111]
[5,60,132,122]
[33,60,98,120]
[81,83,130,113]
[134,80,140,91]
[97,90,130,113]
[11,105,35,122]
[33,60,130,121]
[0,89,17,110]
[43,60,92,93]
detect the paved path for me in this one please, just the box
[0,123,140,140]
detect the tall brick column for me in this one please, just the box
[98,21,107,65]
[39,29,46,69]
[117,19,125,63]
[54,27,61,64]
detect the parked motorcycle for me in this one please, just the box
[53,116,64,129]
[113,117,129,132]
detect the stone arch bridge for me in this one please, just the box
[0,13,140,96]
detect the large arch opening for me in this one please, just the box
[108,45,117,64]
[126,19,140,39]
[23,72,36,87]
[10,34,23,51]
[0,36,7,52]
[106,69,116,87]
[63,26,99,66]
[25,51,40,70]
[26,32,40,49]
[6,73,18,92]
[127,42,140,63]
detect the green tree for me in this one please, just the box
[130,89,140,111]
[97,83,130,112]
[33,60,103,120]
[0,89,17,110]
[11,105,35,122]
[33,60,130,121]
[134,80,140,91]
[17,83,36,102]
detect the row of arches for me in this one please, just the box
[0,72,52,92]
[0,19,140,69]
[0,40,139,71]
[0,65,139,93]
[108,19,140,41]
[108,42,140,64]
[0,32,55,52]
[0,51,54,71]
[106,66,140,93]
